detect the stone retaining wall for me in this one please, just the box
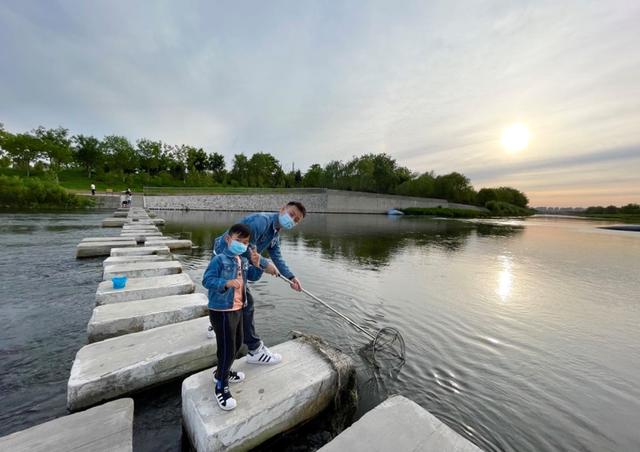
[144,189,486,214]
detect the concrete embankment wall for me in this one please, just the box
[76,194,121,209]
[143,189,485,214]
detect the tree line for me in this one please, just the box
[0,123,529,208]
[585,204,640,215]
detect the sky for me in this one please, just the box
[1,0,639,207]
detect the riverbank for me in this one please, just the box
[0,175,93,210]
[143,188,488,214]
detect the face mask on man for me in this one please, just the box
[228,239,247,255]
[278,212,295,229]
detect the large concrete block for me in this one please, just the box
[318,395,482,452]
[68,317,214,411]
[95,273,195,305]
[121,224,159,230]
[102,260,183,280]
[182,339,351,451]
[102,218,127,227]
[87,293,208,342]
[76,241,137,258]
[145,239,192,250]
[103,254,172,268]
[81,236,140,242]
[0,398,133,452]
[110,245,171,256]
[119,231,163,237]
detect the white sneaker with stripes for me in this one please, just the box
[214,384,237,411]
[214,370,245,385]
[246,343,282,365]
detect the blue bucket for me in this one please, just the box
[112,276,127,289]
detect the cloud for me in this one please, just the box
[1,0,639,205]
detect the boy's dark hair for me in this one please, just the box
[228,223,251,238]
[287,201,307,217]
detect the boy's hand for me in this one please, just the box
[249,247,261,267]
[264,262,280,277]
[225,279,242,289]
[289,277,302,292]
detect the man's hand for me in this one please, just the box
[249,246,261,267]
[264,262,280,277]
[289,277,302,292]
[225,279,242,289]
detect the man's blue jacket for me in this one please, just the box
[213,212,294,281]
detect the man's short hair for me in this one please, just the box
[229,223,251,238]
[287,201,307,217]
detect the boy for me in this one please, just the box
[202,223,251,411]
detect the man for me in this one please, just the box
[209,201,306,364]
[90,183,96,196]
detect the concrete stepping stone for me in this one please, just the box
[145,239,192,250]
[87,293,208,342]
[119,231,163,237]
[103,255,172,268]
[0,398,133,452]
[68,317,214,411]
[96,273,195,305]
[102,260,183,280]
[76,240,137,258]
[182,339,352,451]
[82,236,141,242]
[102,218,128,227]
[110,245,171,256]
[318,395,482,452]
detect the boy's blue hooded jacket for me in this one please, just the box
[202,248,249,310]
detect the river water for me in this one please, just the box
[0,211,639,451]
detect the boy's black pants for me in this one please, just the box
[209,309,243,385]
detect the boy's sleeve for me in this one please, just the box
[202,257,228,293]
[267,236,294,279]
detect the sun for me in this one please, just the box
[501,123,530,153]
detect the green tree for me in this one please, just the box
[620,203,640,214]
[186,147,208,173]
[100,135,138,178]
[136,139,164,175]
[164,144,187,181]
[229,153,250,186]
[73,135,102,178]
[395,171,435,198]
[434,172,477,204]
[1,132,43,176]
[32,126,73,181]
[247,152,285,187]
[206,152,226,182]
[302,163,323,187]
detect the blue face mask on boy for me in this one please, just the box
[228,239,247,255]
[278,212,295,229]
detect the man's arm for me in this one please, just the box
[267,238,294,279]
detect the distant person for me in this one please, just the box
[208,201,306,365]
[202,223,251,411]
[90,183,96,196]
[125,188,132,196]
[126,193,132,207]
[120,194,127,208]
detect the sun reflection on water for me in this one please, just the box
[497,254,513,302]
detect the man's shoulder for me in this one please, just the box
[243,212,276,228]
